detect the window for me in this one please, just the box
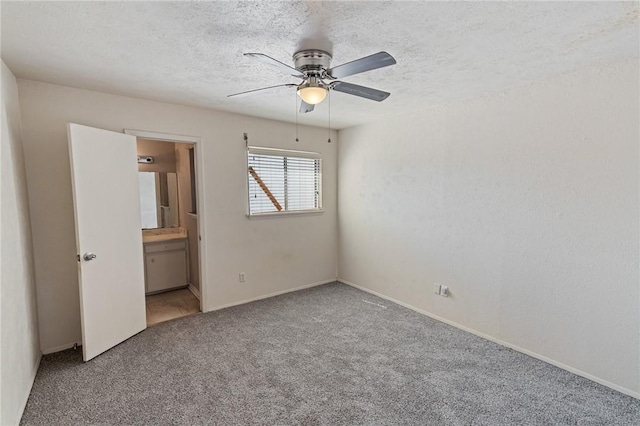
[247,147,322,216]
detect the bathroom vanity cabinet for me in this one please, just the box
[143,238,188,294]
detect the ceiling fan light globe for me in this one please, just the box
[297,86,328,105]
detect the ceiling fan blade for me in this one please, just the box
[330,81,390,102]
[244,53,303,78]
[327,51,396,79]
[300,100,315,113]
[228,83,297,98]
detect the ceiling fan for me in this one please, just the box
[228,49,397,113]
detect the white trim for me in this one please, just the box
[193,142,207,313]
[188,284,201,300]
[247,209,324,219]
[207,279,335,312]
[124,129,201,144]
[123,129,208,314]
[338,278,640,400]
[12,353,42,425]
[42,341,81,355]
[248,146,321,159]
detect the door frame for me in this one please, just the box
[124,129,208,313]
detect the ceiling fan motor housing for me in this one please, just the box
[293,50,332,77]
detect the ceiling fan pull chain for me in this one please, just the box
[295,94,299,142]
[327,91,332,143]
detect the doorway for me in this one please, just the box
[135,137,203,326]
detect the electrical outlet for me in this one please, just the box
[239,272,245,283]
[433,283,441,294]
[440,285,449,297]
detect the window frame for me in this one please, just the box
[246,146,323,218]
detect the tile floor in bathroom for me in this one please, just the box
[146,288,201,326]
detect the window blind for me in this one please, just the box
[247,147,321,215]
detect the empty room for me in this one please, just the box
[1,1,638,425]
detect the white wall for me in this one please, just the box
[1,61,41,425]
[17,80,337,353]
[338,60,639,396]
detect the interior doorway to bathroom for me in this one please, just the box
[128,131,205,326]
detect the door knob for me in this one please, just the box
[83,252,97,261]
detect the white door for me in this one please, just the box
[68,123,146,361]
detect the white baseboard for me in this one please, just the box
[188,284,200,300]
[339,278,640,400]
[42,341,81,355]
[13,353,42,424]
[206,279,336,313]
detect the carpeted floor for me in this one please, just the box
[21,282,639,425]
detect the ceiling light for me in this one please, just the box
[297,85,328,105]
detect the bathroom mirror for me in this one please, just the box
[138,172,179,229]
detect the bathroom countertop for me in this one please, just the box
[142,228,187,244]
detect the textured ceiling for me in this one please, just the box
[1,1,638,129]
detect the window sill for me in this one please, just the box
[247,209,325,219]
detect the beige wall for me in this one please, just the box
[175,143,199,290]
[137,139,176,173]
[338,60,639,397]
[17,79,338,353]
[1,61,41,425]
[175,143,194,226]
